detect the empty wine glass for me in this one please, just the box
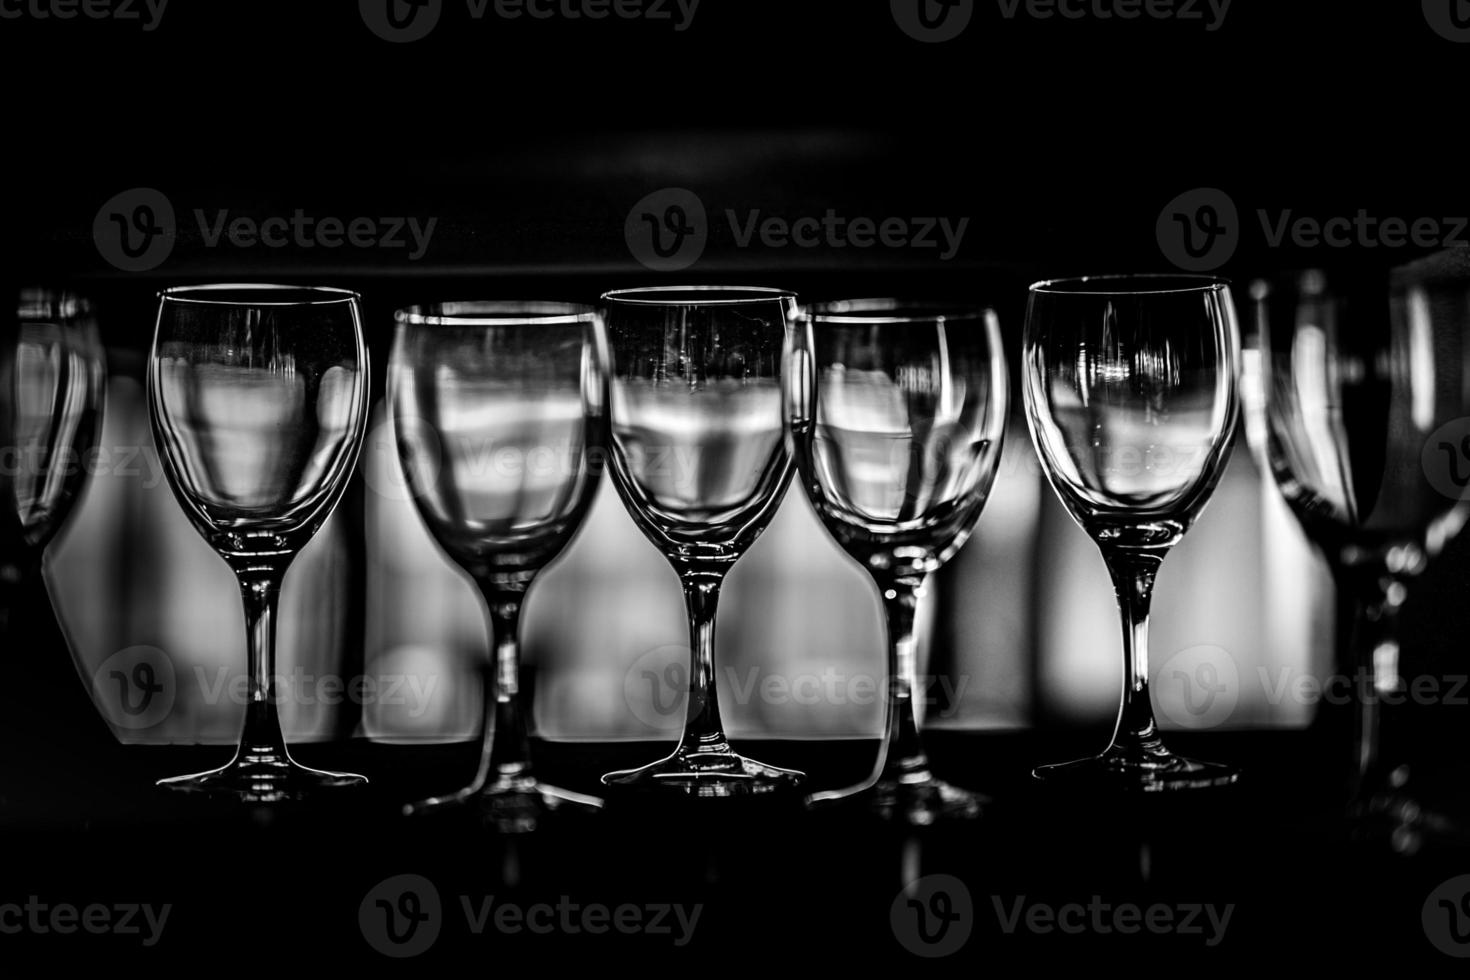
[390,302,606,831]
[599,286,804,797]
[2,288,106,632]
[787,299,1008,822]
[1024,275,1241,791]
[1253,254,1470,841]
[148,284,370,800]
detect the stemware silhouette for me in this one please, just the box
[1253,254,1470,843]
[390,302,606,831]
[787,299,1008,822]
[1023,275,1241,791]
[599,286,804,797]
[2,288,105,632]
[148,284,370,800]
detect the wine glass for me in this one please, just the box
[2,288,106,632]
[1023,275,1241,791]
[599,286,804,797]
[1253,254,1470,843]
[148,284,370,800]
[389,302,607,831]
[787,299,1008,822]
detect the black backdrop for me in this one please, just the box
[5,0,1470,968]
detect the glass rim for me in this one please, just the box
[157,283,361,307]
[802,298,997,324]
[1029,274,1232,297]
[395,301,597,327]
[17,287,91,321]
[601,285,797,307]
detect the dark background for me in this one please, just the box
[5,0,1470,968]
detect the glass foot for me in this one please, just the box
[602,747,805,798]
[869,774,985,824]
[158,747,366,803]
[404,771,602,833]
[1034,746,1238,792]
[808,752,986,824]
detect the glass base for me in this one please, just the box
[602,747,805,798]
[1349,765,1470,854]
[809,751,986,824]
[404,770,602,833]
[869,773,985,824]
[158,746,366,803]
[1033,747,1238,792]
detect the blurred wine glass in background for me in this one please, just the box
[1253,253,1470,843]
[390,302,606,831]
[1,288,105,632]
[148,284,370,800]
[788,299,1008,823]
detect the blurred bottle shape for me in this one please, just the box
[48,369,357,744]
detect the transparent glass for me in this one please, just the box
[148,284,370,800]
[788,299,1008,822]
[1254,254,1470,844]
[599,286,804,797]
[1,288,106,622]
[390,302,606,831]
[1023,275,1241,791]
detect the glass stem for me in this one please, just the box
[237,570,289,760]
[876,571,929,781]
[676,572,731,756]
[1338,568,1407,789]
[1101,547,1166,759]
[475,587,531,791]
